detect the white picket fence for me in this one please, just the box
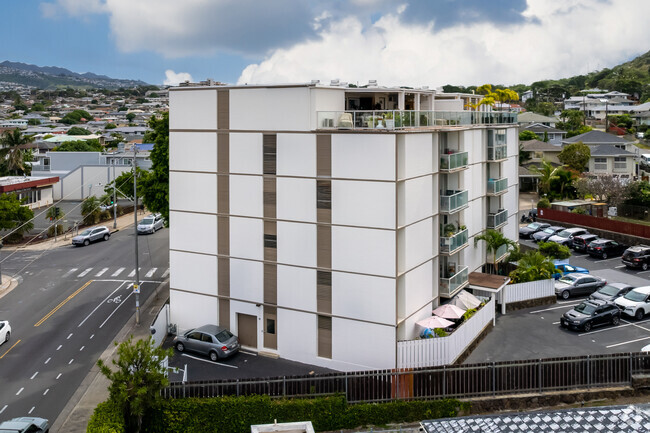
[150,303,169,347]
[397,297,495,368]
[501,279,555,303]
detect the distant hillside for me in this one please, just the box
[0,60,149,90]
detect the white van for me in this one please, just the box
[641,154,650,163]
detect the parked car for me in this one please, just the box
[615,286,650,320]
[137,214,165,234]
[554,273,607,300]
[0,320,10,346]
[532,226,566,243]
[590,283,634,302]
[72,226,110,246]
[552,263,589,280]
[0,417,49,433]
[519,222,550,239]
[560,299,621,332]
[547,227,590,246]
[572,234,599,252]
[173,324,240,361]
[621,245,650,271]
[587,239,627,259]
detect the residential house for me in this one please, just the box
[517,112,557,128]
[588,145,636,178]
[562,129,633,150]
[521,123,567,145]
[0,176,59,209]
[167,81,519,371]
[521,139,562,165]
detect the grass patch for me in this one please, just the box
[611,215,650,226]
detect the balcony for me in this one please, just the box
[317,110,517,130]
[487,209,508,229]
[440,265,469,298]
[440,228,469,255]
[440,151,469,172]
[487,177,508,195]
[487,243,510,264]
[487,144,507,161]
[440,190,469,214]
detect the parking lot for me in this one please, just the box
[161,337,336,382]
[464,235,650,364]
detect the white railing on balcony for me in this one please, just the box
[487,209,508,229]
[440,228,469,255]
[440,265,469,298]
[487,177,508,195]
[487,243,510,263]
[440,190,468,214]
[440,151,469,172]
[317,110,517,130]
[487,144,507,161]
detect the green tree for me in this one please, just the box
[140,113,169,222]
[105,123,117,129]
[558,141,590,172]
[104,168,146,201]
[60,109,93,125]
[529,159,561,196]
[509,250,557,283]
[126,113,136,122]
[27,118,41,126]
[566,125,593,138]
[624,180,650,207]
[557,110,586,134]
[542,131,549,142]
[538,241,571,260]
[0,193,34,243]
[519,130,538,141]
[67,126,91,135]
[533,101,555,116]
[549,167,578,200]
[46,206,65,238]
[474,229,517,275]
[97,336,172,433]
[519,143,531,165]
[31,102,45,112]
[81,196,102,225]
[54,139,103,152]
[575,174,631,206]
[0,129,31,175]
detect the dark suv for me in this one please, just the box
[622,245,650,270]
[572,234,599,252]
[560,299,621,332]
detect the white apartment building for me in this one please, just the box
[168,83,519,371]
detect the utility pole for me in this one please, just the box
[112,160,117,229]
[133,147,140,325]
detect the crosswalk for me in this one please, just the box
[62,266,170,280]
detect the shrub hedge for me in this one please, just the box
[87,395,469,433]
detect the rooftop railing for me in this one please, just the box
[317,110,517,130]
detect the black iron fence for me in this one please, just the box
[162,352,650,402]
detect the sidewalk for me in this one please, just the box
[52,280,170,432]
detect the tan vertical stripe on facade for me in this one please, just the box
[264,263,277,305]
[217,90,229,130]
[317,315,332,359]
[218,257,230,296]
[219,298,230,328]
[316,134,331,178]
[316,271,332,314]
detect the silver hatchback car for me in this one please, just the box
[173,324,240,361]
[72,226,110,246]
[137,214,164,234]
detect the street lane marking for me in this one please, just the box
[0,339,21,359]
[145,268,157,278]
[607,335,650,348]
[16,387,23,396]
[63,268,78,278]
[615,265,625,269]
[112,267,125,277]
[35,281,94,327]
[100,291,133,329]
[43,389,49,396]
[56,373,62,379]
[28,406,34,414]
[69,359,74,364]
[67,333,73,339]
[80,346,85,351]
[57,345,62,350]
[128,268,139,277]
[181,353,238,368]
[30,372,38,380]
[95,267,109,277]
[78,281,129,328]
[593,257,621,263]
[45,357,51,364]
[78,268,93,278]
[0,405,6,414]
[530,303,579,313]
[162,268,170,278]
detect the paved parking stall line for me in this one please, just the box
[181,353,238,368]
[607,335,650,348]
[530,303,579,314]
[593,257,622,263]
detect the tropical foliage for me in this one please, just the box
[0,129,32,175]
[538,241,571,260]
[558,142,590,172]
[0,193,34,243]
[54,139,103,152]
[140,113,169,222]
[509,251,557,284]
[474,229,517,274]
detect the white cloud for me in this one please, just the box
[239,0,650,87]
[163,70,193,86]
[40,0,106,18]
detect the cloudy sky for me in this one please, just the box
[3,0,649,87]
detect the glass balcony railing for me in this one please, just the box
[487,144,507,161]
[440,228,469,255]
[440,151,469,172]
[488,244,509,263]
[440,266,469,298]
[440,190,469,214]
[487,177,508,195]
[317,110,517,130]
[487,209,508,229]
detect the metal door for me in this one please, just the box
[237,313,257,349]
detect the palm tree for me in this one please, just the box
[81,196,101,226]
[474,229,517,274]
[509,251,556,283]
[0,129,31,175]
[529,159,561,196]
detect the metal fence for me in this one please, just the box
[162,352,650,402]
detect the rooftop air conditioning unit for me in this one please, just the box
[330,79,340,86]
[368,80,378,87]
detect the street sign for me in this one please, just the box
[133,284,140,294]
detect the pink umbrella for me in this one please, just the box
[416,316,454,329]
[432,304,466,320]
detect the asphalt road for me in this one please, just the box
[465,236,650,364]
[0,226,169,422]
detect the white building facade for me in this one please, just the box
[168,83,519,371]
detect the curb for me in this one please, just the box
[52,278,170,432]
